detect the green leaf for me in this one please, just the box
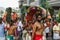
[6,7,12,23]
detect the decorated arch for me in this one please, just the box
[25,6,51,22]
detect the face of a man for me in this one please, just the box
[11,12,17,21]
[36,11,40,14]
[37,16,42,21]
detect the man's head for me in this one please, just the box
[36,7,42,14]
[11,12,17,21]
[37,15,42,20]
[36,15,42,22]
[0,17,2,23]
[54,20,58,25]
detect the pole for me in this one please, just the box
[27,0,30,6]
[19,0,24,21]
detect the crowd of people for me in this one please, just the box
[0,6,60,40]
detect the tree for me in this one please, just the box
[6,7,12,23]
[0,10,3,14]
[48,8,54,17]
[57,9,60,22]
[0,10,4,16]
[40,0,50,8]
[40,0,51,9]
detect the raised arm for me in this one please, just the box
[32,23,36,40]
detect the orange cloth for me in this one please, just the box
[11,12,17,19]
[26,14,33,22]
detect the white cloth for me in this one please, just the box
[45,27,49,33]
[26,34,31,40]
[53,24,60,39]
[0,37,5,40]
[17,21,23,31]
[53,33,60,39]
[18,21,23,28]
[43,32,46,40]
[44,23,50,33]
[53,25,60,31]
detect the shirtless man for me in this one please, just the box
[32,15,45,40]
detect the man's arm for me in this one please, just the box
[32,23,36,40]
[41,23,45,31]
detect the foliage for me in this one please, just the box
[40,0,51,9]
[55,9,60,22]
[48,8,54,16]
[0,10,4,14]
[6,7,12,23]
[58,9,60,18]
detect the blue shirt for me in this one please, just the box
[0,22,5,37]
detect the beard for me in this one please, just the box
[37,20,41,22]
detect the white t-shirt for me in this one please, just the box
[44,23,50,33]
[53,24,60,39]
[45,27,50,33]
[17,21,23,31]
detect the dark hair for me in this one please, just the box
[35,14,42,19]
[0,17,2,20]
[10,21,14,26]
[11,18,18,23]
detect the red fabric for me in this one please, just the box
[26,14,33,22]
[11,13,17,18]
[4,24,10,30]
[33,34,43,40]
[26,6,36,22]
[11,12,17,20]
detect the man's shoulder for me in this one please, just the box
[34,21,43,24]
[58,23,60,26]
[34,21,38,25]
[53,25,57,28]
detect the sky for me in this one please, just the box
[0,0,19,8]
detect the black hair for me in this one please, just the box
[35,14,42,19]
[0,17,2,20]
[10,21,14,26]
